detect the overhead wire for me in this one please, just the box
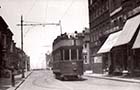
[23,0,38,37]
[41,0,48,43]
[24,26,34,37]
[44,0,48,23]
[58,0,77,34]
[60,0,76,20]
[24,0,37,20]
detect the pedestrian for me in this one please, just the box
[11,66,15,87]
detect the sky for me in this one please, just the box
[0,0,89,69]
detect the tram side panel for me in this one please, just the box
[52,50,61,75]
[77,60,83,75]
[53,61,60,74]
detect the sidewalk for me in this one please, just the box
[84,71,140,83]
[0,71,32,90]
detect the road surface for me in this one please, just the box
[17,70,140,90]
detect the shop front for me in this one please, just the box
[97,31,122,74]
[132,29,140,76]
[112,14,140,76]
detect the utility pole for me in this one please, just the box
[17,16,63,78]
[59,20,62,35]
[21,15,25,78]
[17,19,62,35]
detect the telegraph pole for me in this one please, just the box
[21,15,25,78]
[17,16,63,78]
[21,15,23,51]
[59,20,62,35]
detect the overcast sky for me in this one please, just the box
[0,0,89,69]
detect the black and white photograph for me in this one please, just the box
[0,0,140,90]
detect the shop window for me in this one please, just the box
[114,19,118,26]
[119,16,123,27]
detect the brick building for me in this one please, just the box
[88,0,140,75]
[0,16,30,77]
[88,0,110,73]
[82,28,91,71]
[0,16,13,77]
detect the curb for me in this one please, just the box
[84,74,140,83]
[14,71,32,90]
[7,71,32,90]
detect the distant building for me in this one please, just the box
[45,53,52,69]
[82,28,91,71]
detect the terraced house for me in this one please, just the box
[0,16,30,78]
[0,16,13,77]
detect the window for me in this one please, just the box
[99,7,101,15]
[91,33,94,42]
[106,0,109,10]
[71,49,77,60]
[114,19,118,27]
[119,16,123,27]
[84,56,87,63]
[65,49,69,60]
[85,44,87,48]
[60,49,63,60]
[79,49,82,60]
[90,0,93,5]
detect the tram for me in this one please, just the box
[52,33,83,80]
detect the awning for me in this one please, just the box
[132,29,140,49]
[114,15,140,47]
[98,31,122,54]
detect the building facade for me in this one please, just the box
[0,16,30,78]
[0,16,13,77]
[88,0,140,74]
[88,0,111,73]
[82,28,91,71]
